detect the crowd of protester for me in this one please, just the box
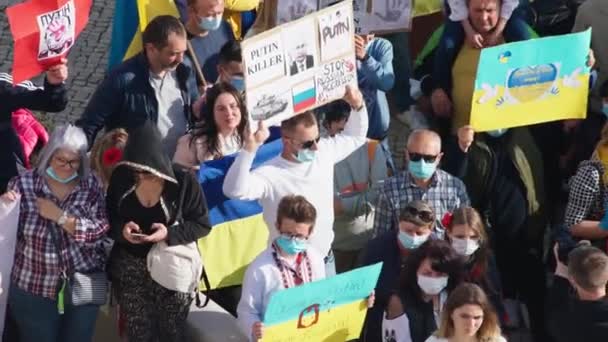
[2,0,608,341]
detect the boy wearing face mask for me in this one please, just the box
[361,200,435,342]
[184,0,235,84]
[237,195,326,341]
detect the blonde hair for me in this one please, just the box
[435,283,501,340]
[90,128,128,187]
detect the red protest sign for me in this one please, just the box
[6,0,92,84]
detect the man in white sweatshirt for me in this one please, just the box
[223,86,368,275]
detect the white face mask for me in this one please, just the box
[417,274,448,295]
[451,237,480,256]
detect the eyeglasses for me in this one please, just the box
[404,206,435,223]
[289,136,321,149]
[53,156,80,169]
[281,233,308,240]
[408,152,439,163]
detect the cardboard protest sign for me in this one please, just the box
[261,263,382,342]
[469,29,591,131]
[0,199,20,337]
[7,0,92,84]
[319,0,412,34]
[243,2,357,125]
[276,0,318,25]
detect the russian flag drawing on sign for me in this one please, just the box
[293,80,316,112]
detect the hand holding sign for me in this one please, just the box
[46,58,68,85]
[245,120,270,153]
[457,125,475,153]
[343,86,364,111]
[289,2,314,20]
[375,0,408,22]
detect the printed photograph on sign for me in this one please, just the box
[243,32,286,88]
[318,4,353,62]
[315,55,357,104]
[36,0,76,60]
[282,18,318,77]
[371,0,411,32]
[276,0,318,25]
[248,82,294,126]
[292,79,317,113]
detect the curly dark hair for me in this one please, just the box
[191,82,248,159]
[399,239,465,305]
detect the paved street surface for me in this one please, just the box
[0,0,115,126]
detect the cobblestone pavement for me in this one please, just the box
[0,0,115,127]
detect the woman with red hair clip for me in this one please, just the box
[443,207,507,326]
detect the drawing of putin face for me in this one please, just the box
[45,17,71,53]
[294,42,308,63]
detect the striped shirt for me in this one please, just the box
[8,171,109,299]
[373,169,469,238]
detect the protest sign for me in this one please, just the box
[260,263,382,342]
[319,0,412,34]
[7,0,92,84]
[470,29,591,131]
[276,0,318,25]
[0,199,20,337]
[243,2,357,125]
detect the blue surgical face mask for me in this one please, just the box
[295,148,316,163]
[398,230,430,250]
[46,166,78,184]
[408,159,436,180]
[275,234,308,255]
[199,15,222,31]
[487,128,508,138]
[602,102,608,118]
[229,75,245,92]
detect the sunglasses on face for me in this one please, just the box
[408,152,439,163]
[405,206,434,223]
[289,136,321,149]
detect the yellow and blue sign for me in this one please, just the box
[197,140,282,289]
[261,263,382,342]
[470,29,592,131]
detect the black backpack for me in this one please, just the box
[531,0,586,36]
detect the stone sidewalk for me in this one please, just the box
[0,0,115,127]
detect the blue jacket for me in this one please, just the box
[76,53,199,145]
[358,38,394,140]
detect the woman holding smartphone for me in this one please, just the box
[106,122,211,342]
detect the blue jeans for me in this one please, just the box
[9,284,100,342]
[381,32,413,113]
[433,3,532,92]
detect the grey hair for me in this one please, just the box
[406,129,442,151]
[36,124,90,178]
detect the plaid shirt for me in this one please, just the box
[373,169,470,238]
[8,171,109,299]
[565,159,607,227]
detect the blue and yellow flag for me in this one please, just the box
[261,263,382,342]
[108,0,181,69]
[197,140,282,289]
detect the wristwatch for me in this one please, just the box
[57,211,69,226]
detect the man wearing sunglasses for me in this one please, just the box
[224,86,368,277]
[373,129,469,238]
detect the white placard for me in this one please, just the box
[0,198,20,337]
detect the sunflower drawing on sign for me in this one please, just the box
[37,1,75,60]
[297,303,320,329]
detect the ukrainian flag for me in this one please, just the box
[197,140,282,289]
[108,0,181,69]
